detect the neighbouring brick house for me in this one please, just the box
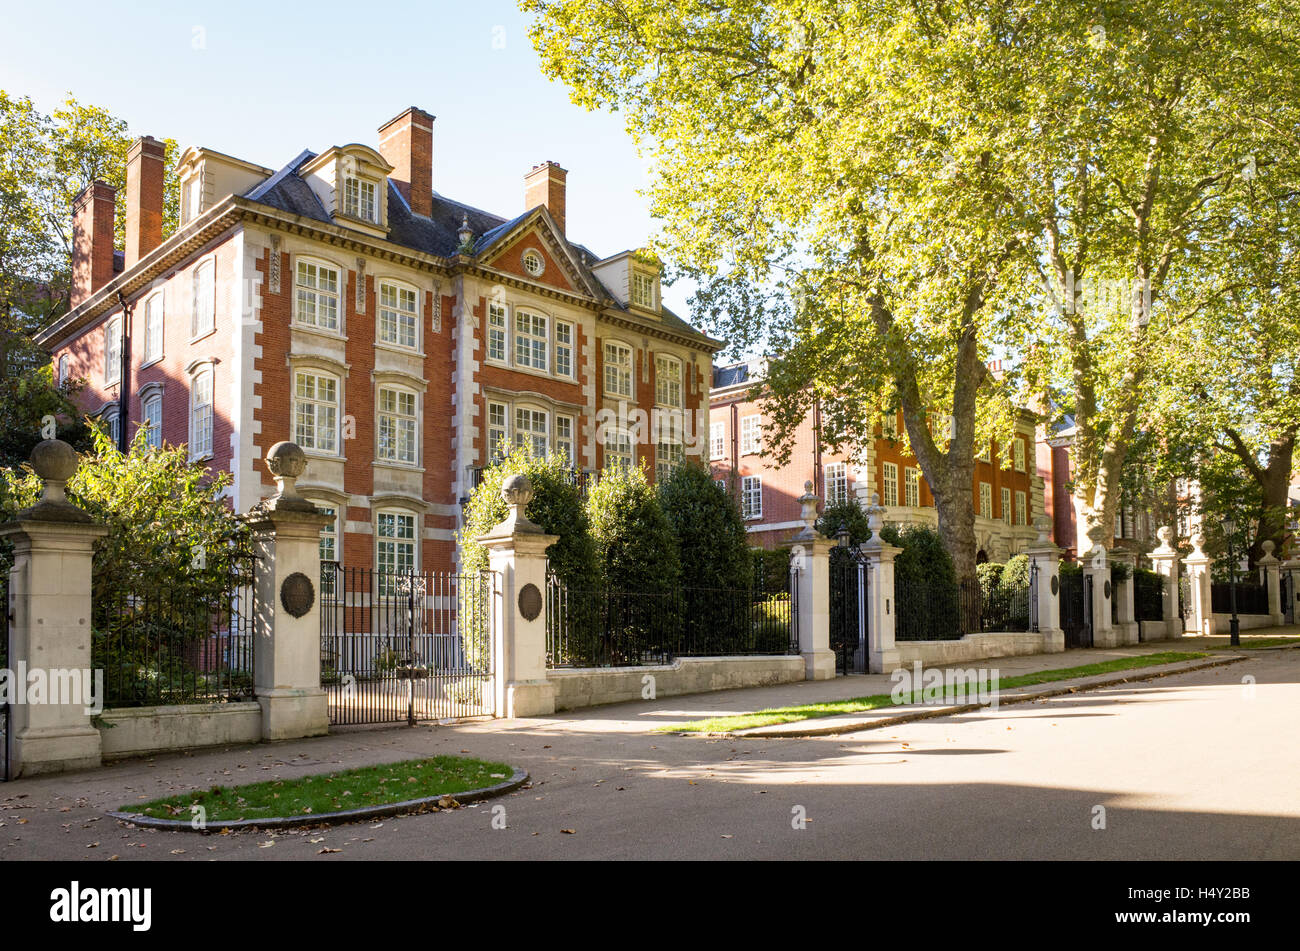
[37,107,721,576]
[710,360,1045,558]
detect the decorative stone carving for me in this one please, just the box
[268,235,282,294]
[17,439,91,522]
[280,572,315,618]
[518,583,542,621]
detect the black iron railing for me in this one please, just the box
[95,581,255,708]
[545,572,798,668]
[1211,581,1269,615]
[893,575,1031,641]
[1135,571,1165,621]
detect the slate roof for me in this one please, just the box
[712,362,751,389]
[240,151,716,347]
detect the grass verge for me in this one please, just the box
[124,755,515,822]
[659,651,1209,734]
[1210,636,1300,650]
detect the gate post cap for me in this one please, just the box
[501,473,533,508]
[12,438,93,522]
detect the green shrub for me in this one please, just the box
[657,461,751,591]
[456,444,598,587]
[816,500,871,547]
[882,525,962,640]
[586,464,681,592]
[752,546,791,592]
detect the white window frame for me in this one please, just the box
[604,341,633,398]
[522,249,545,277]
[555,320,574,379]
[655,354,683,408]
[343,176,378,223]
[57,354,68,386]
[514,405,549,457]
[294,370,340,454]
[710,421,725,460]
[881,413,899,440]
[1015,490,1027,526]
[1002,487,1012,525]
[144,291,164,364]
[294,258,341,332]
[740,415,762,455]
[515,310,548,372]
[487,301,509,364]
[631,270,655,309]
[979,482,993,520]
[656,436,684,483]
[603,428,634,471]
[378,280,419,350]
[192,259,215,339]
[741,475,763,520]
[556,414,575,467]
[826,462,848,507]
[142,393,163,449]
[377,385,418,465]
[1013,437,1026,472]
[102,407,121,446]
[104,316,122,385]
[487,400,509,462]
[375,509,417,591]
[882,462,898,506]
[904,466,920,508]
[189,365,213,460]
[316,503,340,597]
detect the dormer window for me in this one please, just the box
[344,177,378,223]
[631,271,656,309]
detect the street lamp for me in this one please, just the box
[837,522,850,549]
[1222,515,1240,646]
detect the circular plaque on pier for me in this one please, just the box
[519,583,543,622]
[281,572,316,618]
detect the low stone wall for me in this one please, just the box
[97,701,263,760]
[1210,613,1276,632]
[894,631,1055,666]
[1139,620,1178,641]
[548,655,806,712]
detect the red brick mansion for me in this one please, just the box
[38,107,720,576]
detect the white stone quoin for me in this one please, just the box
[859,493,903,674]
[783,481,837,680]
[1026,515,1065,653]
[476,474,559,717]
[244,442,333,740]
[0,439,108,776]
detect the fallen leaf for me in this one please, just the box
[318,847,341,854]
[258,841,274,848]
[560,829,577,835]
[170,849,186,855]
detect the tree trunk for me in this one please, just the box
[1249,433,1295,565]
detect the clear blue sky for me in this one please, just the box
[1,0,706,324]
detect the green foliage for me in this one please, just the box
[0,365,93,470]
[657,460,751,591]
[586,463,681,593]
[752,546,791,592]
[816,500,871,548]
[456,444,598,587]
[880,524,957,590]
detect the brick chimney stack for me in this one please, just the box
[378,107,435,218]
[525,161,568,235]
[71,181,117,308]
[125,135,166,268]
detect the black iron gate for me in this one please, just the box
[830,547,869,674]
[1060,570,1093,648]
[321,565,495,726]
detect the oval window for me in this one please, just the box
[522,249,544,277]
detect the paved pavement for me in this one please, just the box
[3,633,1298,860]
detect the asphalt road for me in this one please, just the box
[6,647,1299,860]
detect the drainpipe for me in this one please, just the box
[115,289,134,454]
